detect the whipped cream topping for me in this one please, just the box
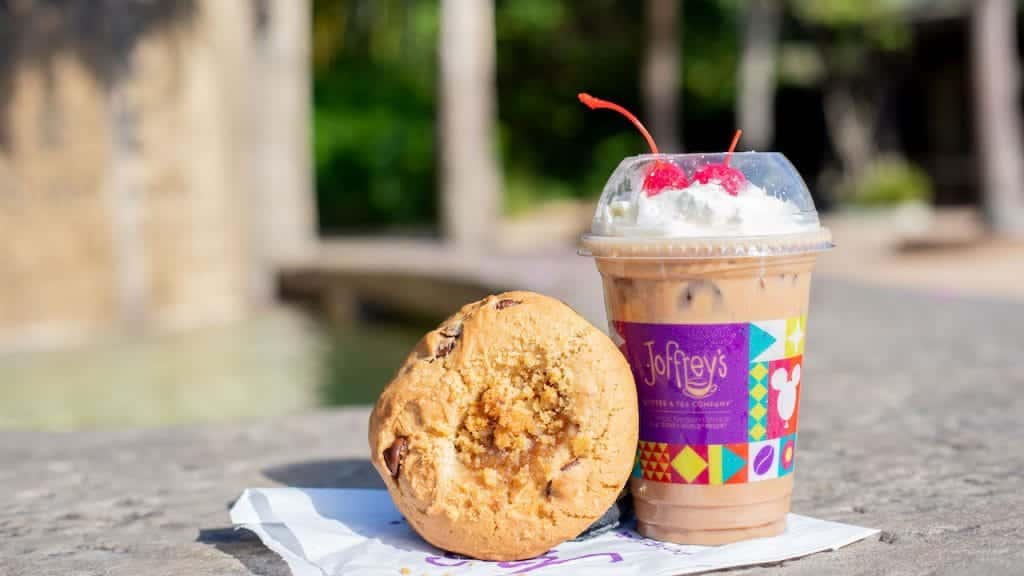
[595,180,816,238]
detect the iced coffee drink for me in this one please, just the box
[579,94,831,544]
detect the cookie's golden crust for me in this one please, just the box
[368,292,638,561]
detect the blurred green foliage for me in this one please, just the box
[313,0,743,230]
[311,0,925,231]
[312,0,440,234]
[847,156,933,206]
[495,0,644,214]
[496,0,742,214]
[789,0,912,76]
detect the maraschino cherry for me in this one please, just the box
[578,93,687,197]
[692,130,746,196]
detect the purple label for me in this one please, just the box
[616,321,749,446]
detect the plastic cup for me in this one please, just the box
[581,152,831,545]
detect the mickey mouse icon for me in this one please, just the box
[771,363,800,427]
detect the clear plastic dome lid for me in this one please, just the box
[581,152,832,259]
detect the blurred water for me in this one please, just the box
[321,316,434,406]
[0,308,428,430]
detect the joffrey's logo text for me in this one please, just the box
[641,340,727,399]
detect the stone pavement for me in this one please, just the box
[2,278,1023,575]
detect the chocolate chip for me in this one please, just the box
[545,459,579,499]
[436,339,456,358]
[495,299,521,310]
[439,322,463,338]
[383,437,408,478]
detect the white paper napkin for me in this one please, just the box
[230,488,877,576]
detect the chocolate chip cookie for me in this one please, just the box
[368,291,638,561]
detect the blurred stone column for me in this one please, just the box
[439,0,501,253]
[248,0,315,301]
[643,0,681,152]
[737,0,781,150]
[972,0,1024,235]
[0,0,313,349]
[107,78,149,329]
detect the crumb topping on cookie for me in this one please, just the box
[453,347,579,489]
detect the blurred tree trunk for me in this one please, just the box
[737,0,781,150]
[439,0,500,252]
[823,83,877,187]
[972,0,1024,235]
[643,0,681,151]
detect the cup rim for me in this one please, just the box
[579,228,833,260]
[615,151,789,161]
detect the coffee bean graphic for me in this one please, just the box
[753,445,775,476]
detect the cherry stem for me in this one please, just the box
[724,129,743,166]
[578,93,659,155]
